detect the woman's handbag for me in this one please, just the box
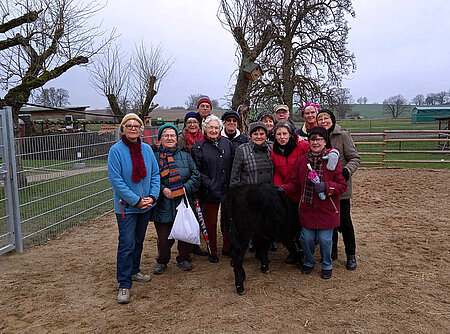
[168,191,200,245]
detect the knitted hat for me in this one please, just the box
[274,104,289,113]
[301,102,320,116]
[258,111,275,122]
[221,110,240,122]
[273,121,295,135]
[307,126,329,142]
[317,109,336,126]
[184,111,202,124]
[157,123,179,140]
[119,113,143,133]
[249,121,268,136]
[197,96,212,109]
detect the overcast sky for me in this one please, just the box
[43,0,450,109]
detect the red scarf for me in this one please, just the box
[185,129,203,148]
[305,122,317,132]
[122,135,147,183]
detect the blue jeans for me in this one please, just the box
[301,228,334,270]
[116,211,151,289]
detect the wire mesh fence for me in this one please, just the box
[14,131,119,246]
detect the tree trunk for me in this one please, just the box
[106,94,123,120]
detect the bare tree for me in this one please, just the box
[0,0,113,128]
[425,93,437,105]
[88,43,130,117]
[357,96,367,104]
[89,41,174,120]
[434,91,447,105]
[330,87,352,119]
[248,0,356,112]
[34,87,70,106]
[129,42,175,120]
[218,0,274,125]
[383,95,408,118]
[411,94,425,105]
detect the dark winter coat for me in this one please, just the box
[282,154,347,230]
[191,136,234,203]
[150,146,200,223]
[221,128,248,150]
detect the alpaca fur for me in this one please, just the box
[221,183,301,295]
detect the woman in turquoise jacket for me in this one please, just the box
[151,123,201,275]
[107,113,160,304]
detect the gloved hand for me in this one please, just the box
[323,149,340,171]
[275,185,285,192]
[342,168,350,181]
[313,182,326,193]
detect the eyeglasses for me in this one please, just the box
[161,134,177,139]
[310,137,325,142]
[124,125,141,130]
[186,121,199,125]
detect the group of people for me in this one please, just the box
[108,96,361,304]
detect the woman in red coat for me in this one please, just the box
[282,126,347,279]
[270,121,309,262]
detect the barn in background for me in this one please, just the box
[411,106,450,123]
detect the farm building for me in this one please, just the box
[411,106,450,123]
[19,105,90,121]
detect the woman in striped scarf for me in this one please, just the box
[150,124,201,274]
[282,126,347,280]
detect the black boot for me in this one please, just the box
[346,255,357,270]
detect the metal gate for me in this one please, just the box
[0,107,23,254]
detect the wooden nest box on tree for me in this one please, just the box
[243,62,263,82]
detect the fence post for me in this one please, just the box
[4,107,23,252]
[381,131,387,167]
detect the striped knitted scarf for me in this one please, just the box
[122,135,147,183]
[158,147,184,198]
[302,148,327,204]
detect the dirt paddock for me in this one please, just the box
[0,168,449,333]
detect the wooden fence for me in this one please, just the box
[352,130,450,167]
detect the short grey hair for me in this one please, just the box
[202,115,223,133]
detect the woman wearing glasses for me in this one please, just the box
[282,126,347,280]
[108,113,161,304]
[178,112,203,153]
[151,123,200,275]
[192,115,234,263]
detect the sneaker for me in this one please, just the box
[208,255,219,263]
[177,260,193,271]
[117,288,130,304]
[192,246,208,256]
[132,271,151,282]
[346,255,357,270]
[152,263,167,275]
[321,269,332,279]
[301,265,313,275]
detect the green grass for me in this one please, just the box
[0,170,113,245]
[295,118,449,169]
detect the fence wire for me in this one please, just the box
[14,131,118,245]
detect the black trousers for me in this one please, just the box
[333,198,356,256]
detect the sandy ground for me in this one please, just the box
[0,168,449,333]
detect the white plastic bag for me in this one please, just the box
[168,192,200,245]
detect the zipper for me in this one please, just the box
[329,197,338,214]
